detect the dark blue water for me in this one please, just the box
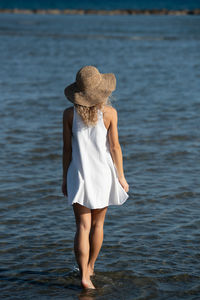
[0,12,200,299]
[0,0,200,10]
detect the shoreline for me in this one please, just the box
[0,8,200,15]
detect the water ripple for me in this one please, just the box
[1,13,200,300]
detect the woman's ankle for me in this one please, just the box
[81,269,90,281]
[88,262,94,270]
[87,263,95,276]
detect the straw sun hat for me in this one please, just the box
[64,66,116,107]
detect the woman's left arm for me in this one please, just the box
[62,108,73,196]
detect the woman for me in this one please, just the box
[62,66,129,289]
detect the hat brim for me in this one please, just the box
[64,73,116,107]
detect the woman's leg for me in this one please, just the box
[88,206,108,276]
[73,203,95,289]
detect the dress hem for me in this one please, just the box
[68,195,129,210]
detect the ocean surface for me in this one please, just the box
[0,12,200,300]
[0,0,200,10]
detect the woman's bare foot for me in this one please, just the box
[81,278,95,289]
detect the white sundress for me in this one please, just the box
[67,106,129,209]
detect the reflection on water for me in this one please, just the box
[78,289,97,300]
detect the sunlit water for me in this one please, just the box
[0,13,200,299]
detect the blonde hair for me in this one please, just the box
[75,97,112,126]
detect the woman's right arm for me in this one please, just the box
[108,108,129,193]
[62,107,73,196]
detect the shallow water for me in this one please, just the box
[0,13,200,299]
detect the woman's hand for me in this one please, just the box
[62,181,68,197]
[118,177,129,193]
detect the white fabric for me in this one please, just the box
[67,107,129,209]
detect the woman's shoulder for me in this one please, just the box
[103,105,117,116]
[102,105,118,129]
[102,105,118,120]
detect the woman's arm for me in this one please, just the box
[108,108,129,193]
[62,107,73,196]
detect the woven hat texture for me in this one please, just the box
[64,66,116,107]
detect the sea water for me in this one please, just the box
[0,0,200,10]
[0,13,200,299]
